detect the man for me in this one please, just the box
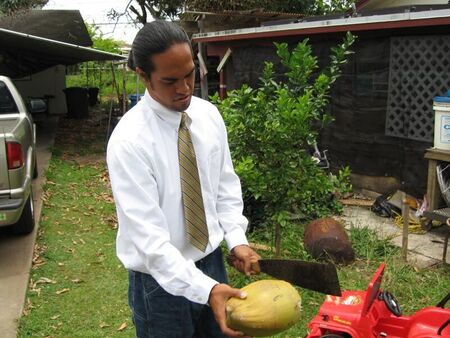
[107,20,260,337]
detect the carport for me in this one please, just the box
[0,27,124,78]
[0,17,125,116]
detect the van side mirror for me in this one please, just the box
[28,98,47,114]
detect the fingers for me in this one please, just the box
[231,245,261,276]
[209,284,249,337]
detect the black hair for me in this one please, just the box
[127,20,191,78]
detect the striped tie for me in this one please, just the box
[178,112,209,252]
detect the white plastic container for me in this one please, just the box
[433,90,450,150]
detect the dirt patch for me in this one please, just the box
[54,106,110,160]
[72,153,106,166]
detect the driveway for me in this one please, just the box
[0,116,58,338]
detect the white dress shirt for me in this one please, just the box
[106,92,249,304]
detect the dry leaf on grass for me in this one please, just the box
[36,277,57,284]
[51,315,61,320]
[30,287,41,296]
[71,278,83,283]
[55,288,70,295]
[22,298,34,316]
[99,322,110,328]
[104,215,118,229]
[117,322,128,331]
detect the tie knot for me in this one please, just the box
[180,112,188,129]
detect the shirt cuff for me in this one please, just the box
[224,227,249,251]
[189,273,219,304]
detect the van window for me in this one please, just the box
[0,81,18,114]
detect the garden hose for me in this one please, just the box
[392,211,440,234]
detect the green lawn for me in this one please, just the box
[17,111,450,337]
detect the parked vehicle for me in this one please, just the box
[0,75,41,235]
[307,263,450,337]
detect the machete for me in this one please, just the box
[227,255,341,296]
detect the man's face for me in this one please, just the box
[142,43,195,112]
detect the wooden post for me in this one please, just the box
[110,63,121,106]
[198,15,208,100]
[219,70,227,100]
[122,63,127,114]
[401,191,409,260]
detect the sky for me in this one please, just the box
[44,0,142,44]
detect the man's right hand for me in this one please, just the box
[208,283,252,338]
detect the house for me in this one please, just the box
[0,10,124,115]
[192,1,450,199]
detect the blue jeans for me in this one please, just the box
[128,247,228,338]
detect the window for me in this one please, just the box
[0,81,18,114]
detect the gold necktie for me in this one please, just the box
[178,112,209,252]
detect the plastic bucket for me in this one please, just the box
[87,87,99,106]
[433,90,450,150]
[129,94,144,108]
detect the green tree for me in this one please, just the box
[108,0,183,24]
[109,0,356,24]
[86,24,121,54]
[0,0,48,15]
[212,32,355,255]
[186,0,316,15]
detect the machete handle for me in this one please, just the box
[226,254,261,274]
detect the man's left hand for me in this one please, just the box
[229,245,261,276]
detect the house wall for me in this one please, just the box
[13,65,67,116]
[221,33,438,197]
[363,0,448,10]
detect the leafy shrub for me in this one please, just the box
[212,32,355,249]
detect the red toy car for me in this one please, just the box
[307,263,450,337]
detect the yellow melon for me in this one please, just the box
[226,279,302,337]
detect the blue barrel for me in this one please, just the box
[129,94,144,108]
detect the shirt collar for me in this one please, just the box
[143,91,192,129]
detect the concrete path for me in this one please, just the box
[0,116,58,338]
[339,205,450,268]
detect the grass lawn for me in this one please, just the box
[18,109,450,337]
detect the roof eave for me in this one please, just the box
[193,8,450,43]
[0,27,124,61]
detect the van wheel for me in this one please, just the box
[12,192,35,235]
[33,156,38,179]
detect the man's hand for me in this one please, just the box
[208,284,251,337]
[230,245,261,276]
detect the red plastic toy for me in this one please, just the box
[307,263,450,337]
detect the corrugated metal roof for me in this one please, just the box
[183,9,304,19]
[181,9,305,34]
[193,7,450,42]
[0,28,125,78]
